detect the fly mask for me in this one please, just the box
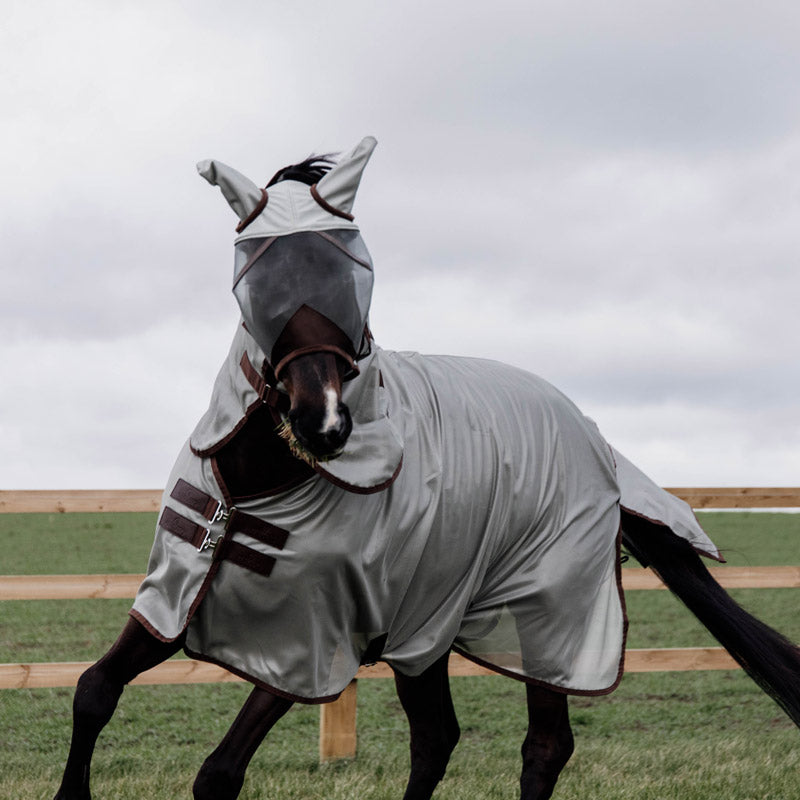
[198,137,377,459]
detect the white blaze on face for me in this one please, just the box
[320,386,341,435]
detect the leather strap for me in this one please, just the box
[159,506,208,549]
[159,507,279,578]
[269,304,358,380]
[159,480,290,578]
[227,508,289,550]
[170,479,220,521]
[272,344,357,383]
[240,351,284,409]
[213,538,276,577]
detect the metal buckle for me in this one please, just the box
[211,501,230,525]
[197,529,221,553]
[197,503,231,553]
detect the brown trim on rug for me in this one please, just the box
[315,455,403,495]
[130,540,225,646]
[184,555,226,630]
[129,501,233,647]
[309,183,355,221]
[134,584,351,703]
[449,646,625,697]
[213,437,316,501]
[182,644,345,705]
[128,609,178,644]
[235,189,269,234]
[190,351,288,459]
[210,456,234,509]
[190,397,266,458]
[612,515,630,689]
[220,474,316,502]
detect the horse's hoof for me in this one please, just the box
[53,789,91,800]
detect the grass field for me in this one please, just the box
[1,511,799,799]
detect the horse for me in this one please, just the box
[54,137,800,800]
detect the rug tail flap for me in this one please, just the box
[612,446,721,560]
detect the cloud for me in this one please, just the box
[0,315,239,489]
[2,0,798,487]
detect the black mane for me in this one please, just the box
[266,155,335,188]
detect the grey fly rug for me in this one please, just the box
[131,333,719,703]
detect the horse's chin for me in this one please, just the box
[301,435,346,463]
[317,446,345,462]
[276,418,346,466]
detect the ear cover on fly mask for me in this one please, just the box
[197,136,377,240]
[195,160,264,224]
[313,136,377,218]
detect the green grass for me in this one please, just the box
[0,512,156,575]
[2,675,797,799]
[1,511,798,799]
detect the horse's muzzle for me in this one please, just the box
[288,400,353,461]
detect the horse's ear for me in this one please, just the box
[196,159,263,222]
[314,136,377,217]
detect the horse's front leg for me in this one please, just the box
[54,616,185,800]
[519,685,574,800]
[393,652,460,800]
[192,686,292,800]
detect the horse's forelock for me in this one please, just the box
[266,155,336,188]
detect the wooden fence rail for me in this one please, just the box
[2,487,799,514]
[2,487,798,762]
[1,648,740,692]
[4,565,800,601]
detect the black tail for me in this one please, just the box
[621,510,800,727]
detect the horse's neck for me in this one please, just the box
[212,403,316,503]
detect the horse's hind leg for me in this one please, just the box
[193,686,292,800]
[519,685,574,800]
[54,617,185,800]
[393,652,460,800]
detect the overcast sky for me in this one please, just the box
[2,0,798,490]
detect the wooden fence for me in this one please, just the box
[1,487,798,762]
[3,486,798,514]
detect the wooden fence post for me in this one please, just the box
[319,680,358,762]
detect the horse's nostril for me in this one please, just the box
[288,403,352,460]
[331,404,352,442]
[317,405,352,453]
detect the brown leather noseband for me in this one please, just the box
[270,304,359,380]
